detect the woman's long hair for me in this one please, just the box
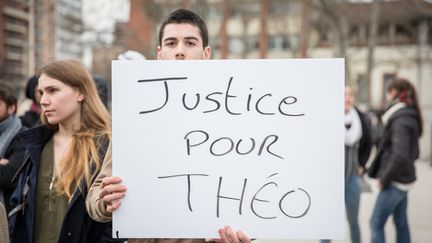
[387,78,423,136]
[37,60,111,198]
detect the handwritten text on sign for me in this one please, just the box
[112,59,344,239]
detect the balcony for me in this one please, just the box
[3,6,29,21]
[4,22,27,34]
[4,37,25,47]
[5,51,23,61]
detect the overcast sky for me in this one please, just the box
[82,0,130,38]
[81,0,130,67]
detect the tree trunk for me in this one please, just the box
[260,0,269,58]
[365,0,380,101]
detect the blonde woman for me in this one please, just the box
[8,60,121,243]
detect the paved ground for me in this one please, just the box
[255,160,432,243]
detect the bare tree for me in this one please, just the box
[220,0,229,58]
[299,0,310,58]
[260,0,269,58]
[228,0,259,58]
[312,0,352,84]
[365,0,380,100]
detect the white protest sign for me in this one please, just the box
[112,59,344,239]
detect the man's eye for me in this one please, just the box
[165,42,175,47]
[186,41,196,47]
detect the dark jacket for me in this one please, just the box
[20,110,40,128]
[355,107,373,169]
[373,106,419,188]
[0,127,26,213]
[8,126,121,243]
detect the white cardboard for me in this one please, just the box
[111,59,345,239]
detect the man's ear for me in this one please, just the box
[157,46,162,60]
[7,104,17,115]
[202,46,211,60]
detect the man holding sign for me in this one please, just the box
[86,8,250,243]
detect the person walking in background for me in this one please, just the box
[8,60,121,243]
[19,75,41,128]
[0,82,26,213]
[321,86,372,243]
[368,78,422,243]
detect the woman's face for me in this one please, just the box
[38,74,83,126]
[386,88,398,102]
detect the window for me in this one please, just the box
[268,35,289,51]
[229,37,244,53]
[356,74,368,104]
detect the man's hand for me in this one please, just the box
[357,167,365,176]
[99,176,127,213]
[0,158,9,165]
[206,225,251,243]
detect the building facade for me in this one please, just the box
[126,0,431,160]
[35,0,84,69]
[0,0,84,90]
[0,0,34,90]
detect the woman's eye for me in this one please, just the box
[47,88,58,94]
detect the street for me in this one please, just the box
[256,160,432,243]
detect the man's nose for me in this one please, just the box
[175,44,185,60]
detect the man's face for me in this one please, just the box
[157,23,211,60]
[0,100,15,122]
[344,86,354,113]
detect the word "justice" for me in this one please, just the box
[138,76,305,116]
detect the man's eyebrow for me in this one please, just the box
[163,37,178,43]
[163,36,199,42]
[184,36,199,41]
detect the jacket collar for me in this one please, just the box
[18,125,86,215]
[381,102,406,126]
[18,125,54,166]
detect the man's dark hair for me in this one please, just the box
[158,8,209,48]
[25,75,38,102]
[0,81,18,107]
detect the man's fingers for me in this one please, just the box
[215,226,250,243]
[224,226,239,243]
[236,230,250,243]
[99,185,126,200]
[103,184,127,194]
[106,200,122,213]
[100,176,122,189]
[102,192,126,203]
[218,228,229,243]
